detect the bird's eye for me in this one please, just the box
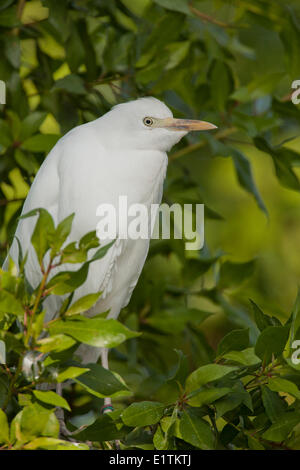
[143,117,154,127]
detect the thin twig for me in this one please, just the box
[189,6,237,29]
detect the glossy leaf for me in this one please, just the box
[33,390,71,411]
[56,366,90,383]
[262,412,300,442]
[255,326,289,364]
[179,408,215,450]
[185,364,237,396]
[122,401,165,427]
[65,292,101,316]
[48,316,140,348]
[217,328,249,356]
[75,363,130,398]
[0,409,9,444]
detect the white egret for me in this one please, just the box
[5,97,216,413]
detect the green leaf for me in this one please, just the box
[52,74,86,95]
[23,437,89,450]
[65,292,101,316]
[60,245,86,264]
[153,425,167,450]
[30,208,55,264]
[89,240,115,263]
[48,241,114,295]
[179,408,215,449]
[183,255,221,281]
[165,41,190,70]
[0,119,13,147]
[280,15,300,79]
[46,264,89,295]
[136,13,182,68]
[148,308,211,334]
[36,334,76,353]
[254,137,300,192]
[0,1,15,12]
[0,289,24,316]
[185,364,237,396]
[223,348,261,366]
[167,349,189,386]
[255,326,289,364]
[32,310,45,340]
[33,390,71,411]
[21,134,60,153]
[124,428,154,450]
[0,331,23,355]
[187,387,231,407]
[217,328,249,356]
[0,409,9,444]
[66,23,85,72]
[231,149,267,214]
[267,377,300,400]
[75,363,130,398]
[262,412,300,442]
[250,299,274,331]
[19,112,47,141]
[248,436,265,450]
[289,288,300,345]
[121,401,165,427]
[0,5,18,27]
[210,61,232,112]
[79,231,99,251]
[56,366,90,383]
[153,407,177,450]
[48,316,140,348]
[51,213,74,254]
[153,0,191,15]
[4,36,21,69]
[14,148,38,175]
[17,404,59,442]
[261,386,286,423]
[215,382,253,417]
[119,0,150,17]
[6,110,21,140]
[74,413,126,442]
[219,260,255,289]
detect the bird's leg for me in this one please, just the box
[100,347,120,449]
[100,347,114,414]
[55,382,73,438]
[35,380,73,438]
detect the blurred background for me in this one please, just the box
[1,0,300,408]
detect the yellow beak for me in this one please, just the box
[158,117,217,132]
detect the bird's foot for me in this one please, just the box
[101,401,120,449]
[55,407,76,440]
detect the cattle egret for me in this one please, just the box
[5,97,216,414]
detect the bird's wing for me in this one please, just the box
[5,123,124,309]
[6,121,167,320]
[54,123,167,311]
[3,129,62,285]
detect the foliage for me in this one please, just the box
[0,211,299,450]
[0,0,300,451]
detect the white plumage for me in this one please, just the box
[4,97,216,365]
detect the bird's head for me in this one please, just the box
[99,97,217,152]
